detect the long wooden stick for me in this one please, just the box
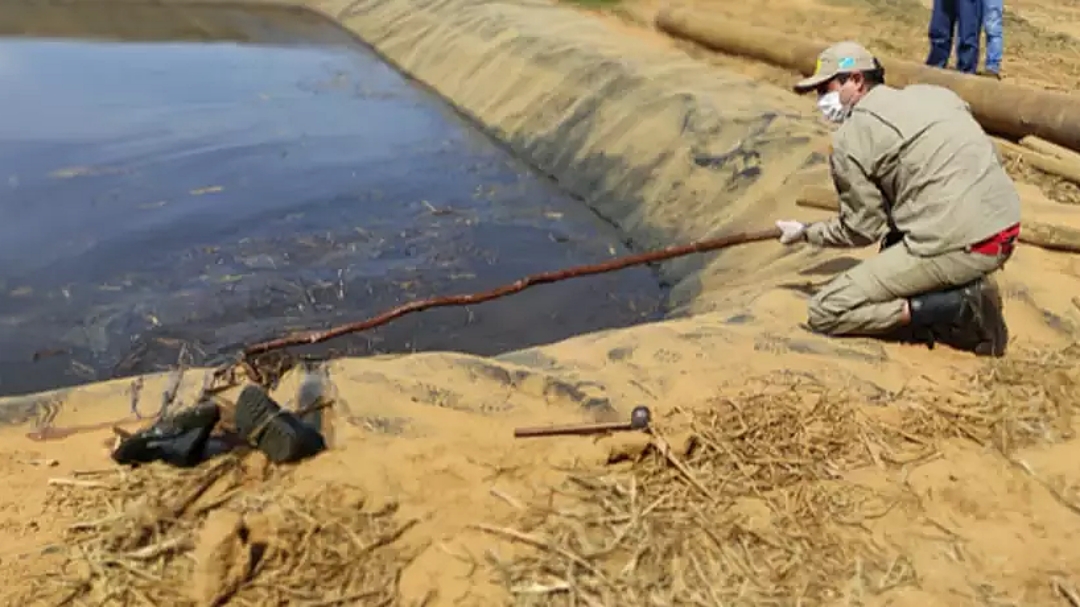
[243,228,781,356]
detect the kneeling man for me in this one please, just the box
[777,41,1020,356]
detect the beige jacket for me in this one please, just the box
[804,84,1021,256]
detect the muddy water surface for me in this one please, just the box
[0,2,663,397]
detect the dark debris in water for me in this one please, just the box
[1,221,663,396]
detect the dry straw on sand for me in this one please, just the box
[23,344,1080,606]
[34,451,416,606]
[478,344,1080,605]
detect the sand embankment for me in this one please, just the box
[5,0,1080,604]
[319,0,837,313]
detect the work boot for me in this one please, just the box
[907,278,1008,357]
[974,276,1009,357]
[111,400,222,468]
[234,385,326,464]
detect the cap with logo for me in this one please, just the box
[794,41,878,93]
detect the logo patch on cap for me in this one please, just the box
[814,58,823,75]
[838,56,856,69]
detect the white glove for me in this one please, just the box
[776,220,807,245]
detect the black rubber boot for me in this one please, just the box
[907,278,1008,357]
[973,277,1009,357]
[234,385,326,464]
[111,400,221,468]
[909,287,972,326]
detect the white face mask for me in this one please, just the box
[817,91,850,124]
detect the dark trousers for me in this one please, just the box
[926,0,983,73]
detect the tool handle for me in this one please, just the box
[514,421,633,438]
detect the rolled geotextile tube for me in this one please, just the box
[655,8,1080,154]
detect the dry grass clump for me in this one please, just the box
[481,346,1080,605]
[898,343,1080,454]
[32,454,414,606]
[481,373,917,605]
[482,472,911,605]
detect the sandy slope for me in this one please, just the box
[4,0,1080,604]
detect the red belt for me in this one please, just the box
[969,223,1020,256]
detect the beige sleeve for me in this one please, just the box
[804,148,889,248]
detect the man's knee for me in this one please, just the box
[807,287,849,336]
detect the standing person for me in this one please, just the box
[776,41,1021,357]
[926,0,983,73]
[981,0,1004,78]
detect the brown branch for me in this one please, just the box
[243,227,781,357]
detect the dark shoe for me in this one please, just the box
[111,400,221,468]
[978,70,1002,80]
[234,385,326,464]
[908,278,1008,356]
[908,285,972,326]
[973,277,1008,357]
[879,324,937,350]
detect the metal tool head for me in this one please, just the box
[630,405,651,429]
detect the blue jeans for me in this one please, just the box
[926,0,983,73]
[983,0,1004,73]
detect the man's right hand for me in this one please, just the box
[776,220,807,245]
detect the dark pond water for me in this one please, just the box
[0,1,663,397]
